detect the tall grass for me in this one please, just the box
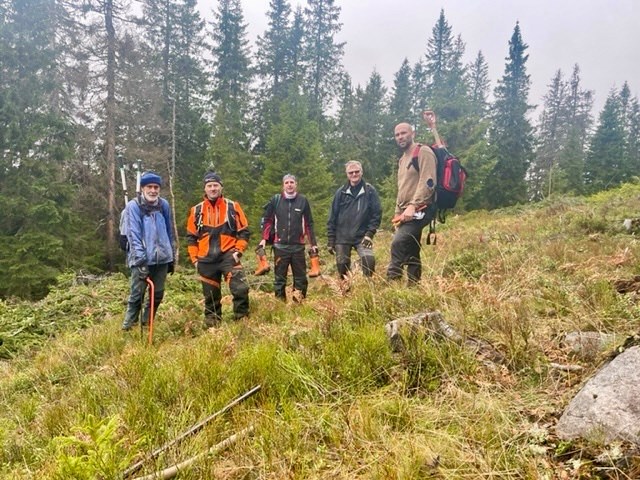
[3,184,640,478]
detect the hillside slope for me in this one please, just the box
[2,184,640,479]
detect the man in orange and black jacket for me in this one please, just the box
[186,172,250,327]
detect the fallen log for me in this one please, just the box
[385,311,506,368]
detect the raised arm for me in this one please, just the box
[422,110,444,148]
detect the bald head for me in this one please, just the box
[394,122,415,151]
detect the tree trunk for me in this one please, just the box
[104,0,117,269]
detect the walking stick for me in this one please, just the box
[145,277,155,346]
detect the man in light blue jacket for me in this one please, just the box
[122,172,175,331]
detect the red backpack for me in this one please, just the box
[410,143,467,222]
[410,144,467,244]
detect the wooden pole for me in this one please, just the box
[122,385,261,478]
[131,426,254,480]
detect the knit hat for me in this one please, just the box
[140,172,162,187]
[203,171,223,186]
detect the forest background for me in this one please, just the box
[1,0,639,300]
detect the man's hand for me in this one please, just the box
[167,262,175,274]
[327,244,335,255]
[258,239,266,249]
[361,236,373,249]
[136,265,149,279]
[309,245,319,256]
[422,110,436,129]
[232,249,242,264]
[402,204,417,222]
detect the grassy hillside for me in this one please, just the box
[2,184,640,479]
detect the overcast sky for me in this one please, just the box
[200,0,639,119]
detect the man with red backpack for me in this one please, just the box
[387,114,437,284]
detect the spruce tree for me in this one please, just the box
[584,88,625,192]
[351,70,393,184]
[205,0,255,207]
[254,90,333,237]
[486,22,534,208]
[0,0,85,298]
[254,0,294,152]
[389,58,413,125]
[556,64,593,195]
[467,50,490,118]
[301,0,344,124]
[530,69,568,200]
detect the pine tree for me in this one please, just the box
[486,22,534,208]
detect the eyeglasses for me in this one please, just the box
[347,170,361,175]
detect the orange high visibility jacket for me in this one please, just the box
[186,196,250,264]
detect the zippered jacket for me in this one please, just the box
[186,195,250,264]
[327,181,382,246]
[262,193,317,246]
[125,197,175,268]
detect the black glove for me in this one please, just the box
[361,236,373,249]
[232,249,243,263]
[136,265,149,279]
[327,244,335,255]
[167,262,175,274]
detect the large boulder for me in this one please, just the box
[556,346,640,445]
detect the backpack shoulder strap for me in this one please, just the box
[225,198,237,231]
[194,201,204,231]
[410,143,422,172]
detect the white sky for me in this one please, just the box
[199,0,640,119]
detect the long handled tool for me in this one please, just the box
[145,277,155,345]
[122,384,262,478]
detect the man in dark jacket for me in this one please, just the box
[327,161,382,278]
[122,172,175,331]
[257,174,318,302]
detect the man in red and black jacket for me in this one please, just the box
[186,172,250,327]
[258,174,318,302]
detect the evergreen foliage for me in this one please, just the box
[486,23,534,208]
[301,0,345,124]
[0,2,637,298]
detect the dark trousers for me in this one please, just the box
[335,243,375,278]
[197,251,249,325]
[123,263,168,328]
[273,245,307,299]
[386,215,430,284]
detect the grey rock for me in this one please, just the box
[556,346,640,445]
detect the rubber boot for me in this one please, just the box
[254,246,270,276]
[308,251,321,278]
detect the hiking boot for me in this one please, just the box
[204,315,222,329]
[292,289,305,304]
